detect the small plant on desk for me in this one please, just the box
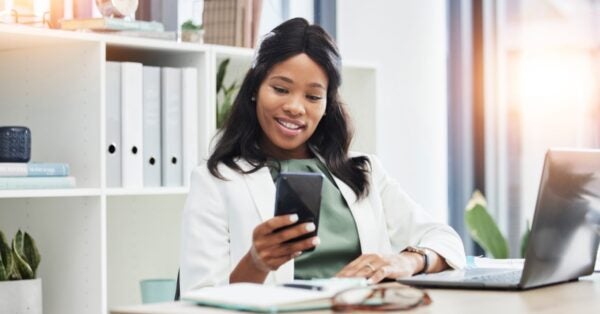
[0,229,42,313]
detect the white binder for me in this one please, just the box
[181,67,198,187]
[106,61,122,187]
[142,66,162,187]
[121,62,144,188]
[161,67,183,187]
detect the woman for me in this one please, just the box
[180,18,465,293]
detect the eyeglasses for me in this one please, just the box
[331,282,432,312]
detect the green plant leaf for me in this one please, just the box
[216,58,230,93]
[464,190,509,259]
[0,230,13,281]
[12,230,34,279]
[181,19,202,31]
[23,232,41,277]
[520,220,531,258]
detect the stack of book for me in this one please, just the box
[203,0,261,47]
[59,17,176,41]
[0,162,75,189]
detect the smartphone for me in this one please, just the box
[274,172,324,252]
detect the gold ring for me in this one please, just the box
[364,262,376,272]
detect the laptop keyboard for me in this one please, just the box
[462,269,523,284]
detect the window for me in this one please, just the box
[485,0,600,256]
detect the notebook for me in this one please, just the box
[182,278,367,313]
[398,148,600,290]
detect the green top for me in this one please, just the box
[269,158,361,279]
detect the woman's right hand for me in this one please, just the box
[249,214,320,272]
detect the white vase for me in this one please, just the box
[0,278,43,314]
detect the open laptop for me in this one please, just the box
[398,148,600,290]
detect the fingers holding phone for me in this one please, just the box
[250,214,320,272]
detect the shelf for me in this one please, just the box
[0,23,378,314]
[105,187,189,196]
[0,188,102,199]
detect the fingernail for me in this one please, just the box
[294,251,302,257]
[289,214,298,222]
[305,223,315,232]
[366,278,374,285]
[312,237,320,245]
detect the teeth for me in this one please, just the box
[279,120,301,130]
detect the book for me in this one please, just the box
[121,62,144,188]
[183,283,332,313]
[181,67,198,187]
[0,163,70,177]
[142,65,162,187]
[93,30,177,41]
[106,61,122,188]
[0,176,76,189]
[60,18,165,32]
[161,67,183,187]
[182,278,367,313]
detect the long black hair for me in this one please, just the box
[207,17,370,199]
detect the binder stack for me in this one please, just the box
[104,62,199,188]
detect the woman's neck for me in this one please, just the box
[259,138,312,160]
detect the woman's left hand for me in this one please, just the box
[335,253,422,284]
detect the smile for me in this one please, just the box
[276,118,305,131]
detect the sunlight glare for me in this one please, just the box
[517,51,595,112]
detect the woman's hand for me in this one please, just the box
[336,250,449,284]
[230,214,320,283]
[249,214,320,271]
[336,253,419,284]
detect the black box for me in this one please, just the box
[0,126,31,162]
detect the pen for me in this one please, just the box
[282,283,324,291]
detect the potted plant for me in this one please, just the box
[0,229,42,314]
[465,190,530,258]
[181,19,204,43]
[216,58,240,129]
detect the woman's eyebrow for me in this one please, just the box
[270,76,326,90]
[270,75,294,84]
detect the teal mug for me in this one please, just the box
[140,278,177,304]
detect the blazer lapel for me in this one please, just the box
[238,160,276,222]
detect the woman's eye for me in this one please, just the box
[307,95,323,101]
[272,86,288,94]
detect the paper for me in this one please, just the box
[466,256,525,269]
[183,278,367,313]
[183,283,331,313]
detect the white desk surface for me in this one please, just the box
[111,273,600,314]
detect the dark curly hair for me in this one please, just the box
[207,17,370,199]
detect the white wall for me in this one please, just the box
[337,1,449,221]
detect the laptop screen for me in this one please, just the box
[520,149,600,288]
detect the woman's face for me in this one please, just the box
[256,53,328,159]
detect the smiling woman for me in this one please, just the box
[179,17,466,294]
[256,54,328,159]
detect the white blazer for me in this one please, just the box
[180,153,466,294]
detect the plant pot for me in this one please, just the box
[0,278,43,314]
[181,29,204,43]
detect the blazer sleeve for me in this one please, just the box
[180,165,231,294]
[369,154,466,269]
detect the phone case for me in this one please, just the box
[274,172,324,251]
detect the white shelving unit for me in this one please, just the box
[0,24,378,314]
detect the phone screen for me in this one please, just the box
[274,172,323,251]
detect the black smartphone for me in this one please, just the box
[274,172,324,252]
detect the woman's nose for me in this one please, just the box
[282,96,306,116]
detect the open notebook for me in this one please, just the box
[182,278,367,313]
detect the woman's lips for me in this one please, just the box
[275,118,305,136]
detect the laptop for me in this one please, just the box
[398,148,600,290]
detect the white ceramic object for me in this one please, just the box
[95,0,139,18]
[0,278,43,314]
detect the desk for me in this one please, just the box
[111,273,600,314]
